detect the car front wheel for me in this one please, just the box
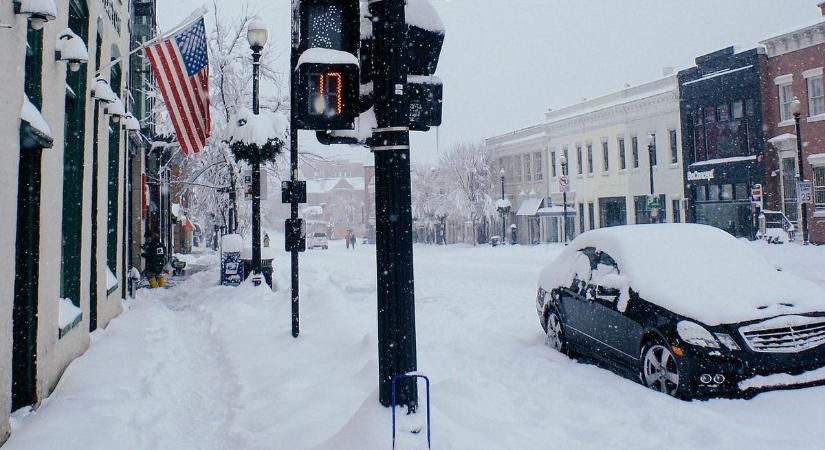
[545,307,567,354]
[641,340,682,398]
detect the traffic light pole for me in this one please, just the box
[370,0,418,410]
[290,0,300,337]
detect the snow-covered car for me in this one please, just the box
[308,232,329,250]
[536,223,825,400]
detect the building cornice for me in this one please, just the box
[761,20,825,57]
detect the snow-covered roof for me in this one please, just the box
[228,109,288,146]
[689,155,756,168]
[21,94,52,138]
[406,0,445,33]
[681,65,754,87]
[56,28,89,63]
[296,48,358,67]
[538,224,825,326]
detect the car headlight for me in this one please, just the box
[676,321,720,349]
[714,333,741,351]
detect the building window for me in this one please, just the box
[718,104,730,122]
[735,183,749,200]
[631,136,639,168]
[602,141,609,172]
[672,199,681,223]
[534,152,543,181]
[588,203,595,230]
[524,153,532,182]
[695,185,708,202]
[808,76,825,117]
[513,154,522,183]
[586,144,593,174]
[732,101,744,119]
[708,185,720,202]
[107,61,122,275]
[579,203,585,233]
[563,147,569,174]
[550,151,557,177]
[618,138,626,170]
[649,133,657,167]
[576,146,583,175]
[814,166,825,213]
[669,130,678,164]
[720,184,734,201]
[779,83,794,122]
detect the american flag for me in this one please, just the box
[146,17,211,155]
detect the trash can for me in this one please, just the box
[220,234,244,286]
[510,224,518,245]
[490,235,501,247]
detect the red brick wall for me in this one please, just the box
[763,42,825,243]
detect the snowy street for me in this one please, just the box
[5,239,825,449]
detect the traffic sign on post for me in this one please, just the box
[799,181,814,204]
[559,175,570,193]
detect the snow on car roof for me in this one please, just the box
[539,224,825,325]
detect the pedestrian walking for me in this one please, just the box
[141,232,167,288]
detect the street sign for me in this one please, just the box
[646,195,661,210]
[799,181,814,204]
[243,169,268,201]
[559,175,570,193]
[751,183,763,208]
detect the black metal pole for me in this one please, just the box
[370,0,417,409]
[500,175,505,243]
[562,162,568,244]
[290,0,300,338]
[648,142,656,223]
[794,113,810,245]
[251,49,263,283]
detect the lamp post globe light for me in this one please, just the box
[248,18,268,284]
[791,97,810,245]
[646,133,658,223]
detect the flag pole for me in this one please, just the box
[94,5,209,77]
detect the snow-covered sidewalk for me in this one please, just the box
[5,238,825,449]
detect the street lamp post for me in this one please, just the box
[791,97,810,245]
[247,19,268,284]
[560,155,568,244]
[647,133,657,223]
[500,167,506,243]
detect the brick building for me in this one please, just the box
[761,3,825,244]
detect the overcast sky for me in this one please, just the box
[158,0,822,164]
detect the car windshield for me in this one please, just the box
[313,233,326,237]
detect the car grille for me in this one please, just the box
[739,319,825,353]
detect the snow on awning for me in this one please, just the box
[689,155,756,168]
[17,0,57,21]
[92,77,117,102]
[20,94,53,149]
[808,153,825,166]
[536,206,576,217]
[516,197,543,216]
[296,48,358,67]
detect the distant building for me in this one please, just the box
[678,46,769,239]
[761,3,825,244]
[301,159,372,240]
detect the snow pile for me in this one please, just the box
[105,267,117,291]
[56,28,89,63]
[405,0,445,33]
[739,366,825,391]
[58,298,81,329]
[17,0,57,19]
[296,48,358,66]
[20,94,51,138]
[539,224,825,325]
[228,109,287,146]
[332,107,377,141]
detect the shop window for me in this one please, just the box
[586,144,593,174]
[669,130,678,164]
[779,84,794,122]
[618,138,626,170]
[720,184,734,201]
[734,183,749,200]
[602,141,609,172]
[708,185,720,202]
[576,146,583,175]
[814,167,825,213]
[808,76,824,117]
[672,199,681,223]
[732,101,744,120]
[695,185,708,202]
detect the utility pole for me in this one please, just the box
[370,0,418,410]
[289,0,301,337]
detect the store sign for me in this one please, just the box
[687,169,715,182]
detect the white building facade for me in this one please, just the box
[1,0,132,442]
[487,75,685,245]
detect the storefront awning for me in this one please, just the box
[516,197,543,216]
[536,206,576,217]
